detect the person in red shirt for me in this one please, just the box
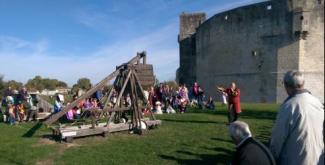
[217,82,241,123]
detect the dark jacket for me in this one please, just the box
[232,137,276,165]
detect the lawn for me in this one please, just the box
[0,103,279,165]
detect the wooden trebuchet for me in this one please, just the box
[44,52,146,125]
[44,52,161,142]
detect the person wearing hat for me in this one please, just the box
[154,101,163,114]
[54,94,63,113]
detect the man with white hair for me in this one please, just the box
[229,121,275,165]
[270,70,324,165]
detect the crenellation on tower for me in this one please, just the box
[179,12,206,42]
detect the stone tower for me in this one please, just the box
[275,0,324,102]
[177,12,206,86]
[177,0,324,103]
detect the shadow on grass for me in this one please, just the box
[188,104,278,121]
[162,119,224,125]
[239,109,277,120]
[255,125,273,146]
[160,149,233,165]
[210,137,232,144]
[204,147,234,154]
[187,109,227,116]
[41,134,62,142]
[22,122,43,138]
[7,158,25,165]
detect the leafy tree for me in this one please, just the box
[42,78,56,90]
[25,76,68,91]
[71,84,80,94]
[0,75,24,98]
[6,80,23,90]
[26,76,44,91]
[57,81,68,88]
[0,75,5,97]
[76,78,92,90]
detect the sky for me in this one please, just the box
[0,0,265,86]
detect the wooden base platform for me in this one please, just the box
[52,120,162,142]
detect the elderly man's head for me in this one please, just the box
[231,82,236,89]
[283,70,305,95]
[229,121,252,145]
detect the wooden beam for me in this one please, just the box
[107,70,132,126]
[129,73,139,128]
[44,70,119,125]
[102,74,120,108]
[133,70,156,120]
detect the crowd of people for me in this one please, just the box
[0,87,38,125]
[144,82,216,115]
[52,81,217,122]
[54,90,106,121]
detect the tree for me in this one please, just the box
[76,78,92,90]
[42,78,56,90]
[26,76,44,91]
[25,76,68,91]
[6,80,23,90]
[71,84,80,94]
[57,81,68,88]
[0,75,5,97]
[0,75,24,97]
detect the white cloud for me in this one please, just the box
[0,36,48,55]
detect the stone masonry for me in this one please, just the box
[177,0,324,103]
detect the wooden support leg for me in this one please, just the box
[107,70,132,127]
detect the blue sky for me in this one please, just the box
[0,0,264,86]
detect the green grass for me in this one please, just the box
[0,103,278,165]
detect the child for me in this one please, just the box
[154,101,163,114]
[54,95,63,113]
[72,106,81,120]
[171,95,178,110]
[0,106,6,122]
[91,98,98,108]
[66,103,74,121]
[17,101,25,122]
[125,94,131,108]
[166,100,176,114]
[217,86,228,106]
[7,104,16,125]
[178,96,187,114]
[206,96,215,110]
[221,92,228,106]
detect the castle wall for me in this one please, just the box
[178,0,324,103]
[195,1,291,103]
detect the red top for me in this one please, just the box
[192,85,199,96]
[225,88,240,103]
[225,88,241,113]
